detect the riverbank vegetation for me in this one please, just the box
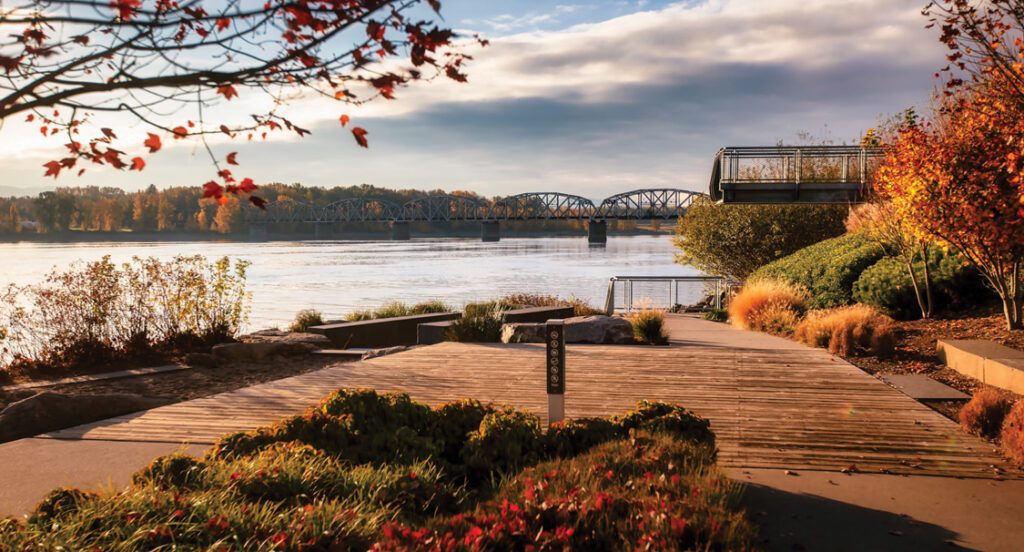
[0,389,755,550]
[0,256,251,383]
[0,184,664,238]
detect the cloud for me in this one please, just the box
[0,0,946,198]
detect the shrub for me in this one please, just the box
[853,251,987,319]
[446,311,505,343]
[0,255,250,374]
[752,233,885,309]
[462,300,513,319]
[728,279,809,335]
[288,308,324,332]
[376,433,755,551]
[1000,401,1024,465]
[793,304,896,357]
[673,197,847,280]
[959,388,1012,439]
[627,308,669,345]
[617,400,715,447]
[1,391,751,550]
[701,308,728,322]
[461,408,544,478]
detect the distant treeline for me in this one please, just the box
[0,184,659,237]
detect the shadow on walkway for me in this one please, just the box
[743,483,971,551]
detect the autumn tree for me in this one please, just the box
[876,81,1024,329]
[0,0,481,205]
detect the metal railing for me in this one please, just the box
[709,146,884,204]
[604,276,727,315]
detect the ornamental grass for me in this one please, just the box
[728,279,809,336]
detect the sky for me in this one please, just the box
[0,0,947,201]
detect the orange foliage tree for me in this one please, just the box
[876,81,1024,329]
[0,0,482,207]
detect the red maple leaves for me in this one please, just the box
[352,127,369,148]
[144,133,162,153]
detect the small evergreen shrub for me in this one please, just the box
[461,408,545,478]
[132,453,205,489]
[1000,401,1024,465]
[959,388,1012,439]
[853,250,985,319]
[752,233,884,309]
[627,308,669,345]
[616,400,715,447]
[728,279,809,335]
[288,308,324,332]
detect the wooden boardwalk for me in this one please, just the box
[43,317,1013,479]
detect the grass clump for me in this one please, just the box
[344,300,452,322]
[1000,401,1024,465]
[288,308,324,332]
[701,308,728,322]
[627,308,670,345]
[959,388,1012,439]
[793,304,896,357]
[0,389,749,550]
[500,293,604,316]
[728,279,809,336]
[446,310,505,343]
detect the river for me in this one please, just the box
[0,236,698,330]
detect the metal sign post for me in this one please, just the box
[546,319,565,426]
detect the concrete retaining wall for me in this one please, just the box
[937,339,1024,394]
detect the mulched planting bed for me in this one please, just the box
[839,307,1024,419]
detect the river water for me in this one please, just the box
[0,236,698,330]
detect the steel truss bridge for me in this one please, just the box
[243,188,707,225]
[244,188,706,243]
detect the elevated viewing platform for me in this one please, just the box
[709,146,884,204]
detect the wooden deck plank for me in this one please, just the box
[40,320,1016,479]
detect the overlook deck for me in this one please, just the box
[40,316,1012,479]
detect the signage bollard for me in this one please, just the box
[546,319,565,426]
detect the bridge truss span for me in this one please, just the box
[402,195,489,222]
[321,198,403,222]
[488,192,596,220]
[596,189,705,220]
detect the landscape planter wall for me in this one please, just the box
[937,339,1024,395]
[312,312,461,348]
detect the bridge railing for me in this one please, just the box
[604,275,728,315]
[710,146,884,204]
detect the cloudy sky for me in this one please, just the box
[0,0,946,200]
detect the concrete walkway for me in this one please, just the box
[1,315,1023,550]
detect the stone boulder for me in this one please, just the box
[212,341,316,362]
[564,315,635,345]
[0,392,170,443]
[238,329,332,348]
[500,323,546,344]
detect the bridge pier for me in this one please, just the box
[313,223,326,240]
[588,220,607,245]
[391,221,411,241]
[481,221,500,242]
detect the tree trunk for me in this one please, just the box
[920,243,934,319]
[905,257,928,320]
[1003,295,1023,330]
